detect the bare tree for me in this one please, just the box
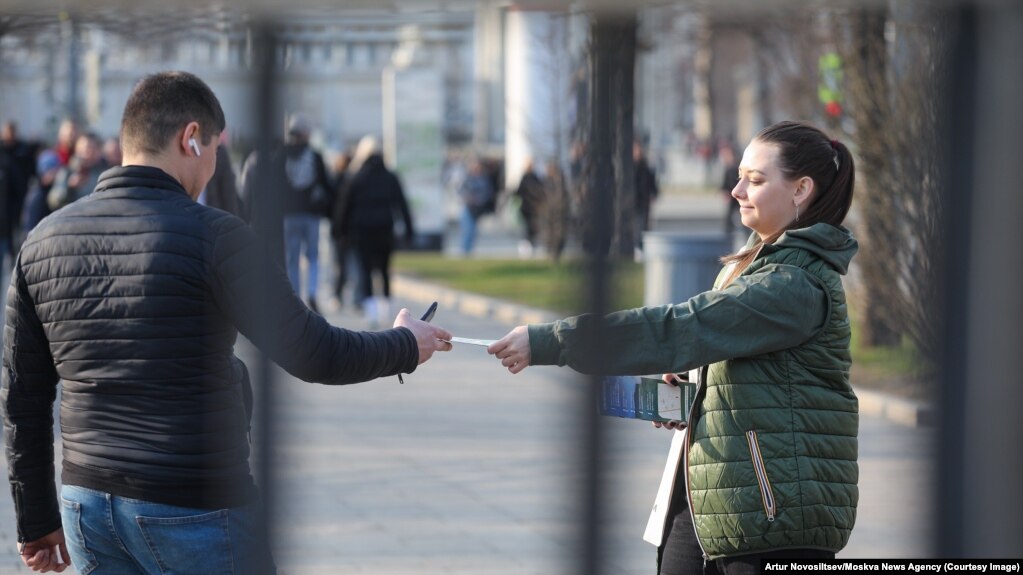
[835,5,946,367]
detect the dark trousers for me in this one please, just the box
[355,234,394,299]
[658,499,834,575]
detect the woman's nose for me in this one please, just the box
[731,180,746,200]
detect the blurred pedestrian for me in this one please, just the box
[328,149,355,311]
[457,158,494,256]
[102,136,123,167]
[52,119,79,168]
[201,131,243,217]
[487,121,859,575]
[513,158,544,258]
[1,122,35,233]
[280,113,332,313]
[1,70,452,575]
[337,136,414,326]
[719,140,746,248]
[0,146,15,270]
[47,133,108,211]
[440,149,466,199]
[20,149,60,234]
[20,121,80,236]
[634,139,659,250]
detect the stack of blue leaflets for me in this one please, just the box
[599,376,696,423]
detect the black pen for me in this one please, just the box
[420,301,438,323]
[399,301,439,384]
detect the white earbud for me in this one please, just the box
[189,138,201,157]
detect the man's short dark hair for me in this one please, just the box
[121,71,225,156]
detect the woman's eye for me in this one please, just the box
[749,180,762,186]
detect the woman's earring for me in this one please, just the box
[794,201,800,222]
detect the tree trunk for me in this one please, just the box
[583,11,638,259]
[843,8,903,347]
[582,14,615,257]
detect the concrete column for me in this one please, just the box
[504,7,570,188]
[473,2,504,145]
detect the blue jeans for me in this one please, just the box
[59,485,276,575]
[284,214,320,299]
[459,206,479,255]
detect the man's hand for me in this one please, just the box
[393,309,453,365]
[18,528,71,573]
[487,326,530,374]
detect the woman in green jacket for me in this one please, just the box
[488,121,858,574]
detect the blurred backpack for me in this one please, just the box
[285,147,331,215]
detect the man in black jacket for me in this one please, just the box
[1,71,452,574]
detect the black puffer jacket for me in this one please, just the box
[2,166,418,542]
[338,155,414,241]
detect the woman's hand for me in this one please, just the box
[488,326,531,374]
[661,372,687,386]
[654,373,689,430]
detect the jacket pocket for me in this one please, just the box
[746,430,776,522]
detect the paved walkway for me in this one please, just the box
[257,301,935,573]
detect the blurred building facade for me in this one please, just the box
[0,7,476,155]
[0,4,825,188]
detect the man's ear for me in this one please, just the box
[179,121,201,155]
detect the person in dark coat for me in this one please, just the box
[1,71,452,574]
[201,132,243,217]
[19,149,61,236]
[514,158,544,257]
[718,140,747,248]
[634,139,659,250]
[337,136,414,326]
[0,147,14,269]
[1,121,34,251]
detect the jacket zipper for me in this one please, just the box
[745,430,776,522]
[684,367,710,561]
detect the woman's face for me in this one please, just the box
[731,140,804,239]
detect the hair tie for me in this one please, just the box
[829,140,840,170]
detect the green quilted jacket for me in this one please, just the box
[529,223,859,558]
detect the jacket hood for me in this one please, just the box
[767,223,858,274]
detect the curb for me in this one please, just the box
[856,388,933,428]
[393,274,559,326]
[393,274,933,428]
